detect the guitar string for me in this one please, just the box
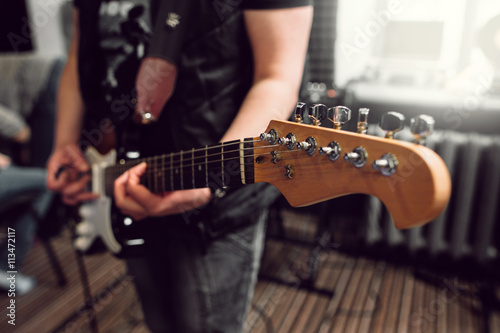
[140,150,302,171]
[121,139,263,163]
[141,159,356,190]
[104,143,268,173]
[105,141,326,174]
[107,163,365,180]
[104,154,355,192]
[105,158,328,193]
[105,155,338,192]
[103,141,346,191]
[153,139,263,156]
[105,124,360,173]
[105,143,272,172]
[106,148,316,177]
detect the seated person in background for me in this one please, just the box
[0,151,52,295]
[0,55,62,168]
[0,55,61,295]
[0,110,53,294]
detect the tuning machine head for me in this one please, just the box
[294,102,306,123]
[319,141,341,161]
[308,104,328,126]
[260,128,278,144]
[410,115,435,144]
[294,102,328,125]
[380,111,405,139]
[328,106,351,130]
[357,108,369,134]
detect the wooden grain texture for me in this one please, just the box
[0,228,140,333]
[343,260,377,333]
[317,258,356,332]
[287,256,331,333]
[365,263,395,333]
[396,267,415,333]
[305,253,348,333]
[253,120,451,229]
[357,261,386,333]
[409,275,427,333]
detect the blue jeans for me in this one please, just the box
[126,213,267,332]
[0,166,52,271]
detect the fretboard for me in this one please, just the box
[104,138,255,196]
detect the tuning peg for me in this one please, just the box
[328,106,351,130]
[380,112,405,139]
[372,153,399,176]
[410,115,435,144]
[294,102,306,123]
[357,108,369,134]
[344,146,368,168]
[319,141,341,161]
[296,137,317,155]
[278,133,297,150]
[308,104,328,126]
[259,129,278,144]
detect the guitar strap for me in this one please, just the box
[116,1,195,157]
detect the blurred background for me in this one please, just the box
[293,0,500,275]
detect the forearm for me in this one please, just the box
[221,6,313,143]
[55,60,84,149]
[54,9,85,149]
[221,78,299,142]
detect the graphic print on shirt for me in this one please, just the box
[98,0,152,105]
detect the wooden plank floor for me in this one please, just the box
[1,211,499,333]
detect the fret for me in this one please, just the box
[147,157,153,191]
[193,147,207,188]
[180,150,184,190]
[221,142,225,187]
[170,153,174,191]
[141,157,146,190]
[153,156,159,194]
[205,145,208,187]
[221,140,242,187]
[154,156,162,194]
[172,152,182,191]
[206,145,223,190]
[181,150,194,190]
[161,155,166,193]
[191,148,195,189]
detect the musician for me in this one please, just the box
[47,1,312,331]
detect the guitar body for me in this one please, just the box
[74,147,146,257]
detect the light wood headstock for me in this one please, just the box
[253,120,451,229]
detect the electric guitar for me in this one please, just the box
[74,105,451,256]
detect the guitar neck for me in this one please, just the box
[104,138,257,194]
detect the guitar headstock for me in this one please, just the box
[253,104,451,229]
